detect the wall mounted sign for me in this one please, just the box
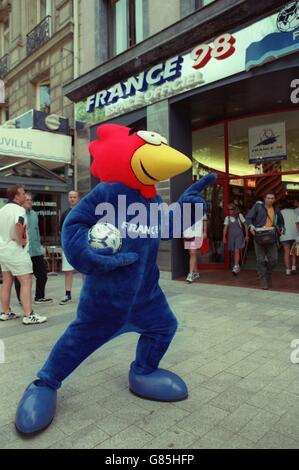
[246,1,299,70]
[248,122,287,164]
[0,128,72,163]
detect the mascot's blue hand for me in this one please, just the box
[179,173,218,205]
[85,247,139,274]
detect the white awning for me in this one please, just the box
[0,128,72,164]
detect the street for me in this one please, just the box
[1,273,299,449]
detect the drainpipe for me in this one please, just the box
[73,0,79,190]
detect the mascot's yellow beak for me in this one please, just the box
[131,143,191,185]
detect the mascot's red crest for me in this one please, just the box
[89,124,157,199]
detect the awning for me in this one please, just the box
[0,128,72,164]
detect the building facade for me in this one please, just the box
[68,1,299,276]
[0,0,79,245]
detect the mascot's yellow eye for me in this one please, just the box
[137,130,168,146]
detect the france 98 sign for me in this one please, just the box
[248,122,287,164]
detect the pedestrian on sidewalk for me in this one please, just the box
[0,185,47,325]
[59,190,80,305]
[246,192,285,290]
[279,198,298,275]
[184,215,208,283]
[223,203,248,275]
[14,193,53,304]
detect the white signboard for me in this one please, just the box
[248,122,287,164]
[78,3,299,124]
[0,128,72,163]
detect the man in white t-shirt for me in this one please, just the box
[0,185,47,325]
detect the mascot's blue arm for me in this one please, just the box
[160,173,218,241]
[62,185,138,275]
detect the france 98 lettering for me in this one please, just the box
[191,33,236,69]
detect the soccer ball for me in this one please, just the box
[277,2,299,32]
[88,222,122,253]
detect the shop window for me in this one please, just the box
[192,123,226,176]
[228,110,299,179]
[36,79,51,113]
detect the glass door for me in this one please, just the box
[198,178,230,269]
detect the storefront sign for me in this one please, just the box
[230,178,244,187]
[191,33,236,69]
[246,179,256,188]
[77,5,299,124]
[0,128,72,163]
[286,183,299,190]
[246,2,299,70]
[248,122,287,164]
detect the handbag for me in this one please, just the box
[255,227,276,245]
[254,212,277,245]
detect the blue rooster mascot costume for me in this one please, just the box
[16,124,216,434]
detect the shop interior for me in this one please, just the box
[192,109,299,273]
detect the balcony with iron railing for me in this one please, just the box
[26,15,52,56]
[0,53,8,78]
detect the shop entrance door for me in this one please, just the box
[229,172,299,272]
[198,178,230,270]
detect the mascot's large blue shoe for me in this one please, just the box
[15,381,57,435]
[129,368,188,401]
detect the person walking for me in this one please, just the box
[185,215,208,283]
[246,192,284,290]
[223,203,249,275]
[59,190,80,305]
[280,199,298,275]
[14,193,53,304]
[0,185,47,324]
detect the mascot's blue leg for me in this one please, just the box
[128,290,188,402]
[15,302,127,435]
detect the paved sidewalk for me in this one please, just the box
[0,273,299,449]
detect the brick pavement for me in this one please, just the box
[0,273,299,449]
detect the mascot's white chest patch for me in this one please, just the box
[121,221,159,236]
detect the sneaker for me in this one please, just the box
[192,273,200,281]
[0,311,21,321]
[232,265,241,276]
[22,313,47,325]
[291,266,297,274]
[59,296,72,305]
[186,273,193,283]
[286,268,292,276]
[34,298,53,304]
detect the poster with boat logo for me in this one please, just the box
[248,122,287,164]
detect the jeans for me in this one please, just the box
[254,241,278,280]
[15,255,48,301]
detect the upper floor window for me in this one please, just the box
[107,0,216,57]
[36,79,51,113]
[37,0,52,23]
[0,20,9,57]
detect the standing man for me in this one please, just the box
[14,193,53,305]
[246,192,284,290]
[59,190,80,305]
[0,185,47,324]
